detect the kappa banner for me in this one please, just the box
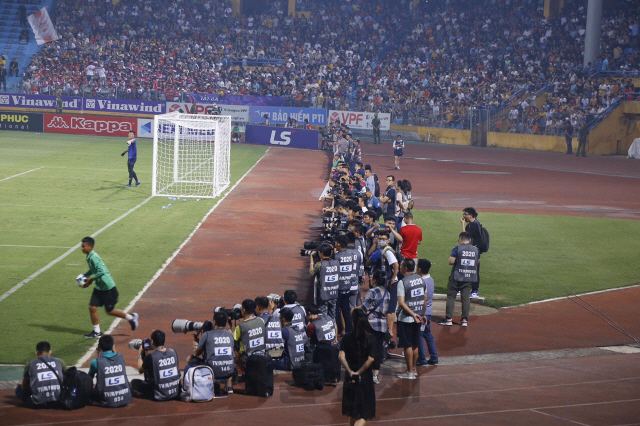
[28,7,59,45]
[166,102,249,122]
[245,125,319,150]
[328,110,390,131]
[44,114,136,137]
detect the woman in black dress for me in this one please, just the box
[338,308,376,426]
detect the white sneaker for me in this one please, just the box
[439,318,453,326]
[397,371,417,380]
[461,319,468,327]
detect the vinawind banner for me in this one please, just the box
[245,125,319,150]
[0,93,165,115]
[0,112,44,132]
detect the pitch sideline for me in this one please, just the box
[76,148,271,366]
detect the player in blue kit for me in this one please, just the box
[121,130,140,188]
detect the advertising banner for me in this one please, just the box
[44,114,136,137]
[189,93,286,106]
[328,110,391,131]
[245,125,319,150]
[0,94,165,115]
[166,102,250,122]
[0,93,82,111]
[83,98,165,115]
[249,106,326,126]
[0,112,44,132]
[137,118,154,139]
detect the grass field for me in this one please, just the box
[0,132,267,364]
[411,210,640,307]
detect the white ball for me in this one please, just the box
[76,274,86,287]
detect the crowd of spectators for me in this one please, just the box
[14,0,640,131]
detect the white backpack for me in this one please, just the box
[181,364,214,402]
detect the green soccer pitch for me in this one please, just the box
[0,132,267,364]
[410,210,640,308]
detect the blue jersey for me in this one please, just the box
[128,139,137,160]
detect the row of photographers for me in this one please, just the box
[15,289,341,408]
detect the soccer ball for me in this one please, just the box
[76,274,86,287]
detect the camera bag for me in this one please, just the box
[313,342,341,384]
[58,367,92,410]
[245,353,274,397]
[292,362,325,391]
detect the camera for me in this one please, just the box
[129,338,152,351]
[172,319,211,334]
[214,305,243,321]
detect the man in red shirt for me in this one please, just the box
[399,212,422,271]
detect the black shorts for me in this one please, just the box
[394,149,403,157]
[90,287,119,312]
[397,321,421,348]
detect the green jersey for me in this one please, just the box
[85,251,116,291]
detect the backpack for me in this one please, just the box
[59,367,92,410]
[477,222,490,253]
[312,341,341,384]
[181,363,214,402]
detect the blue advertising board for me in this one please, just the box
[249,106,326,126]
[245,125,319,150]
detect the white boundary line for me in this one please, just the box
[0,167,43,182]
[75,148,270,366]
[367,153,640,180]
[0,196,155,304]
[0,245,74,249]
[503,283,640,309]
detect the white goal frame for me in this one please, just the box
[152,112,231,199]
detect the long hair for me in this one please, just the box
[350,307,371,359]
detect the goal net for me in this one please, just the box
[152,112,231,198]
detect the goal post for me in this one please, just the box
[152,112,231,199]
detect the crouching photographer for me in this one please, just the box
[131,330,180,401]
[193,311,236,393]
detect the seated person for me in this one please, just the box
[193,311,236,392]
[256,296,284,358]
[306,304,337,347]
[280,289,307,331]
[15,341,67,407]
[88,335,132,407]
[274,308,309,371]
[233,299,266,370]
[132,330,180,401]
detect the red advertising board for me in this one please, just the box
[43,114,137,137]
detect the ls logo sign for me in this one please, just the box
[270,130,292,145]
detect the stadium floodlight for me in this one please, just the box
[152,112,231,199]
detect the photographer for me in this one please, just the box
[194,312,235,392]
[361,270,390,385]
[15,341,67,407]
[233,299,266,367]
[306,305,337,346]
[275,308,309,371]
[366,230,399,344]
[309,243,340,323]
[335,234,355,335]
[132,330,180,401]
[280,290,307,331]
[89,335,132,407]
[256,296,285,358]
